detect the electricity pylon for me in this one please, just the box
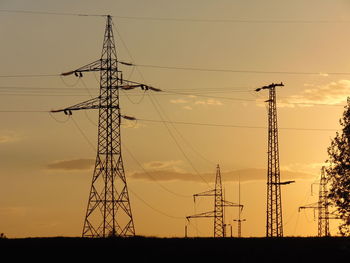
[233,175,246,237]
[52,15,160,237]
[299,166,335,237]
[186,164,243,237]
[256,82,294,237]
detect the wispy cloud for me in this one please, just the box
[195,98,223,106]
[170,97,223,109]
[130,167,315,183]
[0,131,20,144]
[47,158,95,171]
[170,99,189,104]
[281,80,350,107]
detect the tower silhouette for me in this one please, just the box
[318,167,330,237]
[299,166,332,237]
[233,175,246,237]
[256,82,294,237]
[186,164,243,237]
[52,15,159,237]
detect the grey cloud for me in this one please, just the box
[47,158,95,171]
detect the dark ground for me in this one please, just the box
[0,236,349,262]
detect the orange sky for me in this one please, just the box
[0,0,348,238]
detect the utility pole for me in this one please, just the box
[233,175,246,237]
[256,82,294,237]
[186,164,243,237]
[299,166,335,237]
[52,15,160,237]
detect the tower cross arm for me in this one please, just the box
[51,96,102,115]
[298,202,318,212]
[61,59,106,76]
[186,211,215,220]
[255,82,284,92]
[223,200,244,210]
[121,79,162,92]
[193,189,215,202]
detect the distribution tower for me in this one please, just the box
[186,164,243,237]
[256,82,294,237]
[299,166,333,237]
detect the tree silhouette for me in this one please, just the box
[326,98,350,236]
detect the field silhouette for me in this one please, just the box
[1,236,349,261]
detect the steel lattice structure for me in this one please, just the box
[256,82,289,237]
[52,15,159,237]
[318,167,330,237]
[186,165,242,237]
[299,166,333,237]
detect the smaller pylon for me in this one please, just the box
[298,166,337,237]
[186,164,243,237]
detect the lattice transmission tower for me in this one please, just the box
[299,166,335,237]
[256,82,294,237]
[186,164,243,237]
[52,15,159,237]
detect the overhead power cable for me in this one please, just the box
[1,9,349,24]
[0,9,105,17]
[113,15,350,24]
[136,118,338,132]
[0,74,60,78]
[135,63,350,76]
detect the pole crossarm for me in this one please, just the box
[223,200,243,211]
[193,189,215,202]
[61,59,112,76]
[269,180,295,185]
[298,203,318,212]
[51,97,101,114]
[255,82,284,92]
[186,211,215,220]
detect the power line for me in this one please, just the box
[0,110,47,113]
[2,9,349,24]
[136,118,338,132]
[113,15,350,24]
[147,94,211,186]
[0,109,340,132]
[165,90,346,107]
[0,9,105,17]
[0,74,59,78]
[122,142,192,198]
[135,63,350,76]
[128,187,184,220]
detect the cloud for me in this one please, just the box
[170,99,189,104]
[129,168,315,183]
[47,158,95,171]
[142,160,185,173]
[195,99,223,106]
[280,80,350,107]
[0,132,20,144]
[170,97,223,110]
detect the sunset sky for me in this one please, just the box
[0,0,349,238]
